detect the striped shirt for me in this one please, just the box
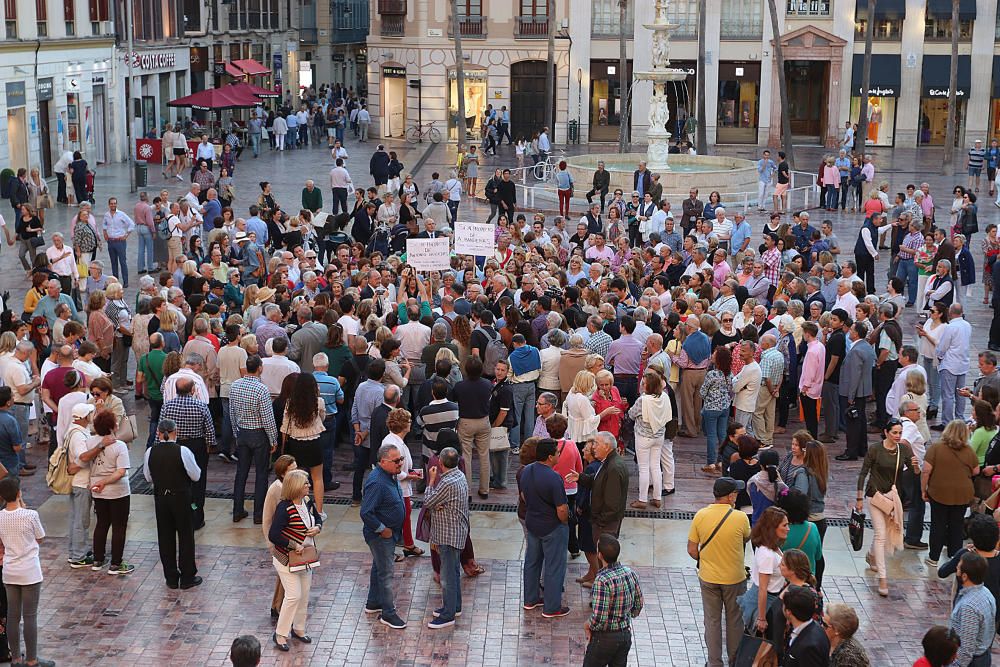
[898,230,923,258]
[159,395,216,449]
[759,347,784,386]
[229,375,278,445]
[761,247,782,285]
[418,400,459,452]
[588,561,644,632]
[969,147,987,170]
[586,330,613,360]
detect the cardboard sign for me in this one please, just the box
[453,221,495,257]
[406,238,451,271]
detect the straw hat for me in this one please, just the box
[255,286,277,304]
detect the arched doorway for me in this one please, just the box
[510,60,554,140]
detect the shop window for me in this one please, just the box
[592,0,633,38]
[717,63,760,144]
[849,96,896,147]
[854,18,902,40]
[5,0,16,37]
[63,0,74,34]
[589,61,633,142]
[924,18,973,41]
[448,70,487,141]
[918,98,965,146]
[720,0,761,39]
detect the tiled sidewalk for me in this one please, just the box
[31,533,948,667]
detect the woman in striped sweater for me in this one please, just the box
[268,470,324,652]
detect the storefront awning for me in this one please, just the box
[921,55,971,97]
[851,54,901,97]
[926,0,976,20]
[224,63,244,78]
[231,58,271,76]
[855,0,906,20]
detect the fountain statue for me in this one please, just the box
[563,0,759,198]
[634,0,689,171]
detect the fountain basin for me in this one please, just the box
[566,153,760,197]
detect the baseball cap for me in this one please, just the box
[72,403,96,419]
[713,477,745,497]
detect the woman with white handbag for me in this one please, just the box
[855,418,918,597]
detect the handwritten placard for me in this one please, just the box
[453,221,495,257]
[406,238,451,271]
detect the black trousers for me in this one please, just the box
[178,437,208,528]
[990,304,1000,349]
[56,173,68,203]
[929,499,967,562]
[844,397,869,458]
[586,189,608,213]
[154,489,197,585]
[799,394,819,438]
[814,518,827,590]
[855,252,876,295]
[873,360,899,427]
[583,629,632,667]
[93,496,130,566]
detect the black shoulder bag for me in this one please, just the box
[696,507,734,570]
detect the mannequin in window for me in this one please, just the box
[868,98,882,144]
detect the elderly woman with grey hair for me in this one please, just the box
[922,259,955,310]
[538,329,564,401]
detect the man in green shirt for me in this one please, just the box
[301,179,323,214]
[137,332,168,449]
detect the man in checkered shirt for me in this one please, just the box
[228,355,277,523]
[422,447,469,629]
[158,377,215,529]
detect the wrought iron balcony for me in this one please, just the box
[381,14,404,36]
[516,15,548,38]
[448,15,486,38]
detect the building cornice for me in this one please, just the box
[0,36,116,53]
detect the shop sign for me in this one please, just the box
[383,66,406,78]
[333,54,345,62]
[130,52,177,70]
[857,86,896,96]
[92,73,106,85]
[273,54,283,85]
[37,79,54,102]
[190,47,209,73]
[926,88,967,98]
[66,77,80,91]
[356,52,367,64]
[5,82,25,108]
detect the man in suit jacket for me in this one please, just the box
[368,384,400,467]
[8,168,29,214]
[633,163,652,199]
[837,322,875,461]
[781,586,829,666]
[352,201,376,244]
[566,431,629,584]
[413,218,442,239]
[931,227,957,279]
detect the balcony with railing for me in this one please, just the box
[380,14,404,35]
[720,17,761,39]
[515,15,548,38]
[299,27,318,43]
[448,15,486,38]
[332,0,369,44]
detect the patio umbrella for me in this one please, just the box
[167,85,260,111]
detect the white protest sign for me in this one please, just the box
[406,237,451,271]
[453,221,495,257]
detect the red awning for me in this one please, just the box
[224,62,245,78]
[167,86,261,111]
[232,58,270,76]
[228,81,280,99]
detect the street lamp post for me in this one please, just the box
[125,0,136,192]
[576,67,582,144]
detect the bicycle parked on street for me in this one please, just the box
[405,120,442,144]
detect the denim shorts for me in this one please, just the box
[969,166,982,176]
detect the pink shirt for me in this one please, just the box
[822,165,840,188]
[798,339,825,399]
[552,438,583,494]
[920,193,935,218]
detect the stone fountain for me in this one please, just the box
[565,0,759,197]
[635,0,688,171]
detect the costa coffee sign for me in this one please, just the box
[130,52,177,70]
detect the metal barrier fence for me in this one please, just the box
[496,166,821,213]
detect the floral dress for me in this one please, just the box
[699,369,733,412]
[593,388,629,452]
[982,235,1000,289]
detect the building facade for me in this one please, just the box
[0,0,117,176]
[368,0,1000,149]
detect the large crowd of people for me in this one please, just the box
[4,89,1000,664]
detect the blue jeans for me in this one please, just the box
[146,398,162,449]
[250,133,260,157]
[509,382,536,449]
[219,398,234,456]
[702,408,729,466]
[365,534,398,617]
[352,445,370,501]
[233,428,270,520]
[447,200,459,223]
[438,544,462,620]
[107,239,128,287]
[523,522,569,614]
[939,370,967,424]
[136,225,155,273]
[10,403,29,468]
[321,415,337,488]
[922,356,941,412]
[895,258,918,305]
[824,185,838,209]
[0,452,19,478]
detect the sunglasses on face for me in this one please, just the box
[389,457,405,464]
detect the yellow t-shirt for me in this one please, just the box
[665,339,682,384]
[688,503,751,585]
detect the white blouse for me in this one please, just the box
[562,390,600,443]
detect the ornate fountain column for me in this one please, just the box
[634,0,688,171]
